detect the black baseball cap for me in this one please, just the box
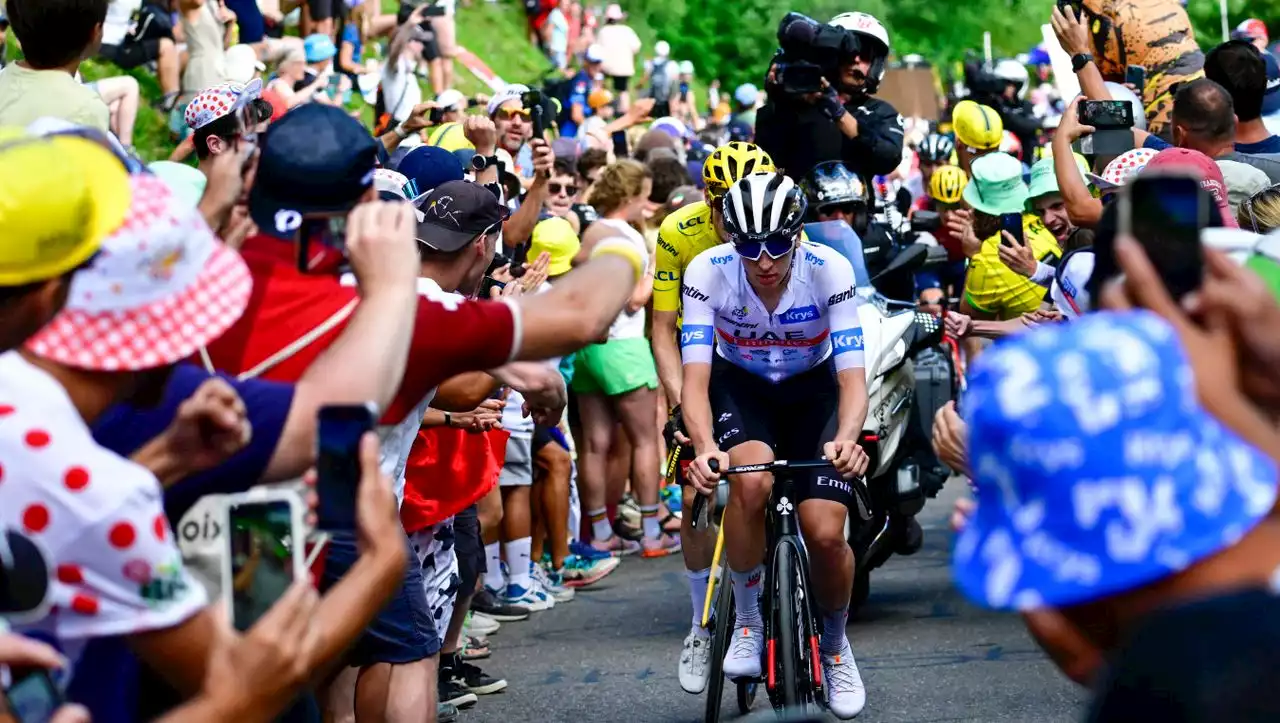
[413,180,508,252]
[249,103,378,238]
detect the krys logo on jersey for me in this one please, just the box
[779,304,819,324]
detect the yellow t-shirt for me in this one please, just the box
[0,65,110,133]
[653,201,723,314]
[964,214,1061,320]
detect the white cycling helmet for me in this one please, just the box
[993,59,1030,99]
[654,40,670,57]
[678,60,695,76]
[829,12,891,92]
[1104,81,1147,131]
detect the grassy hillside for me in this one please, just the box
[0,0,558,161]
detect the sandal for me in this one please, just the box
[462,635,491,660]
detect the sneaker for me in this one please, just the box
[437,702,459,723]
[439,677,479,709]
[570,539,614,562]
[660,484,683,517]
[822,643,867,719]
[471,588,530,622]
[560,553,620,588]
[467,611,501,636]
[641,531,682,559]
[502,582,555,611]
[721,624,764,680]
[446,659,509,695]
[530,562,575,602]
[590,534,641,557]
[678,630,712,694]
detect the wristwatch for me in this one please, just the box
[443,411,453,428]
[471,154,500,172]
[1071,53,1093,73]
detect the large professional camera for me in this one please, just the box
[772,13,859,94]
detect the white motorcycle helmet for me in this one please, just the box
[829,12,891,93]
[993,58,1030,100]
[1104,81,1148,131]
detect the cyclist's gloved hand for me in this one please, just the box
[817,85,847,122]
[688,450,729,495]
[664,404,690,446]
[824,439,869,479]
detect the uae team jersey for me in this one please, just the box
[680,242,865,383]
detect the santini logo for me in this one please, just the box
[779,305,819,324]
[682,284,709,302]
[828,287,856,305]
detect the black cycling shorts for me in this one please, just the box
[308,0,338,21]
[609,75,630,92]
[99,38,162,70]
[708,356,855,508]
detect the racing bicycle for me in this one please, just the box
[692,458,845,716]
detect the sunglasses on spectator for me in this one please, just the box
[819,202,863,217]
[732,234,796,261]
[549,183,578,196]
[1241,183,1280,233]
[496,108,531,122]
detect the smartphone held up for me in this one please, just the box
[316,403,377,531]
[1116,170,1207,302]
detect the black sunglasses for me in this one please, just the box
[549,183,578,197]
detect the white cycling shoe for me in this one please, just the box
[678,631,712,693]
[821,642,866,719]
[721,624,764,679]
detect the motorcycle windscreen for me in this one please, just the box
[803,221,873,290]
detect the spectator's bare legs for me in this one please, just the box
[157,37,181,107]
[367,13,398,38]
[431,15,456,90]
[532,442,573,568]
[430,57,445,96]
[616,387,664,544]
[578,393,617,546]
[96,75,140,148]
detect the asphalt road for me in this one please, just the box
[465,482,1084,723]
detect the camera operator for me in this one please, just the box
[966,57,1041,161]
[755,11,905,184]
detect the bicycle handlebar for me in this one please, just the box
[689,458,844,530]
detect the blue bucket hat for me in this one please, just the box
[952,310,1277,611]
[304,33,337,63]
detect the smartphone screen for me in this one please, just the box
[228,500,297,631]
[1079,100,1134,128]
[1000,213,1025,247]
[316,404,376,530]
[1121,174,1205,301]
[3,670,64,723]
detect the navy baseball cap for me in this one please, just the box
[249,103,378,238]
[396,145,465,199]
[952,310,1276,611]
[1263,51,1280,116]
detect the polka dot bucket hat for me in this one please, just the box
[1086,147,1158,191]
[183,78,263,132]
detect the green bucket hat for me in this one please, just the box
[1026,154,1091,205]
[147,161,207,209]
[962,152,1028,216]
[1245,234,1280,303]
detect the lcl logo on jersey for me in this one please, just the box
[656,270,677,282]
[679,215,706,232]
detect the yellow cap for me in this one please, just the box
[952,100,1004,151]
[426,121,476,153]
[0,132,131,286]
[531,217,580,276]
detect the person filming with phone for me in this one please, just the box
[755,12,905,183]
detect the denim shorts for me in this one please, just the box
[320,531,441,667]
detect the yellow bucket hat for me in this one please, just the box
[531,217,580,277]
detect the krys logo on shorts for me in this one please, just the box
[779,305,819,324]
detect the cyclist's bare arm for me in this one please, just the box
[681,361,716,455]
[651,310,683,403]
[834,368,869,441]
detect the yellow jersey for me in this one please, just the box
[964,214,1061,320]
[653,201,724,314]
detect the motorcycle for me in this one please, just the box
[804,220,959,615]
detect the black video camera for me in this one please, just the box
[772,12,859,94]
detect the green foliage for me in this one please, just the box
[1184,0,1280,49]
[627,0,1050,90]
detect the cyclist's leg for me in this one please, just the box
[676,445,715,694]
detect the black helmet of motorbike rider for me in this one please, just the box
[801,160,870,234]
[917,133,955,190]
[827,12,891,96]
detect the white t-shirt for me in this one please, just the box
[596,24,642,78]
[0,352,206,673]
[595,218,648,340]
[380,54,422,124]
[102,0,142,47]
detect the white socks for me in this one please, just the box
[730,565,764,629]
[687,567,711,635]
[641,503,661,540]
[504,537,533,589]
[587,507,612,541]
[483,542,505,592]
[821,606,850,655]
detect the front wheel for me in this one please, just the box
[703,559,734,722]
[772,541,816,711]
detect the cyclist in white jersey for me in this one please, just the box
[681,172,870,719]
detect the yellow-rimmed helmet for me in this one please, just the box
[702,142,775,200]
[929,164,968,204]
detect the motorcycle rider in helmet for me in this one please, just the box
[755,12,906,184]
[987,59,1041,159]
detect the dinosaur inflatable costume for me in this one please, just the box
[1079,0,1204,137]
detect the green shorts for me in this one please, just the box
[570,337,659,397]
